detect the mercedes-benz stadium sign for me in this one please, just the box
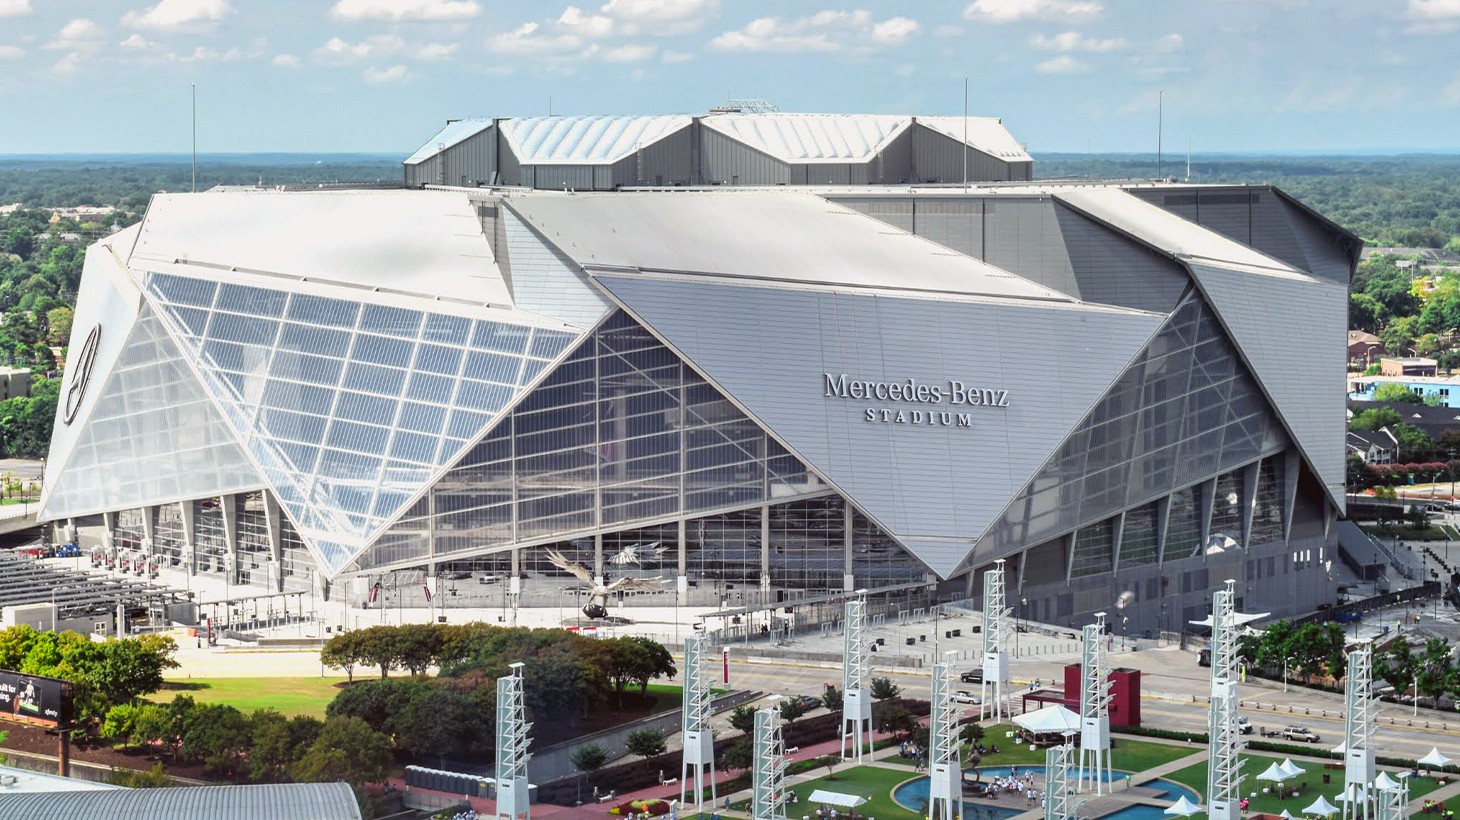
[62,324,101,425]
[823,372,1009,427]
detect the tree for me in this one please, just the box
[396,684,489,763]
[1374,638,1418,693]
[1416,638,1455,705]
[356,625,399,679]
[821,684,843,712]
[1351,407,1402,431]
[320,630,365,683]
[729,704,757,734]
[718,740,752,772]
[777,697,812,723]
[1375,382,1424,405]
[875,703,916,737]
[570,742,610,782]
[108,762,172,788]
[129,703,171,755]
[43,305,71,346]
[391,623,444,677]
[89,634,178,707]
[100,703,140,749]
[248,709,296,783]
[625,727,668,758]
[870,676,900,703]
[180,703,251,775]
[291,716,391,786]
[325,677,428,740]
[817,754,840,780]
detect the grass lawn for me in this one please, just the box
[1165,754,1446,816]
[974,726,1201,772]
[147,677,349,717]
[731,765,925,820]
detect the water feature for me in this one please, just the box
[890,766,1201,820]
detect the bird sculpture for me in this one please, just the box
[545,548,666,619]
[608,541,667,566]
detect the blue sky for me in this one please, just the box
[1,0,1458,155]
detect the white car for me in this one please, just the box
[952,690,984,705]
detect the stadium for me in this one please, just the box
[38,112,1354,637]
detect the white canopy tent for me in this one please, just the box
[1012,705,1082,735]
[1280,759,1306,779]
[1419,748,1452,769]
[1164,795,1203,817]
[1258,762,1293,783]
[1303,795,1340,817]
[807,790,868,809]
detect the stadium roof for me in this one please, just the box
[404,119,492,165]
[0,782,362,820]
[700,113,909,162]
[915,116,1032,161]
[500,114,691,164]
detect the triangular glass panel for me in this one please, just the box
[981,292,1290,555]
[141,271,580,574]
[356,310,830,571]
[42,305,262,520]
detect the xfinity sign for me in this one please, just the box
[823,373,1009,427]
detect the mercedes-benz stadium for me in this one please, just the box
[37,112,1356,636]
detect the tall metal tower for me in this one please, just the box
[979,558,1011,723]
[1045,740,1075,820]
[495,662,532,820]
[1343,643,1377,820]
[1202,581,1248,820]
[752,703,787,820]
[929,650,961,820]
[841,594,872,763]
[1077,612,1113,794]
[680,634,716,813]
[1374,777,1405,820]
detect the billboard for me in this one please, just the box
[0,672,72,726]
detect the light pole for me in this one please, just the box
[1018,596,1027,658]
[1414,673,1420,717]
[1283,656,1294,692]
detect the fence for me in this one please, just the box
[1288,581,1440,629]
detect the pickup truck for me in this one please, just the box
[1280,726,1320,743]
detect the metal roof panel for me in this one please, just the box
[405,119,493,165]
[701,113,911,163]
[500,115,691,164]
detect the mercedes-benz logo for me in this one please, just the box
[63,324,101,426]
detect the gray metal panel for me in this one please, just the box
[1052,202,1189,312]
[594,274,1163,577]
[1131,189,1198,222]
[501,206,612,327]
[828,196,914,232]
[528,164,597,191]
[404,154,440,187]
[439,124,497,187]
[1195,191,1253,244]
[1186,262,1347,509]
[910,124,1017,183]
[907,198,982,257]
[498,138,523,186]
[636,124,694,186]
[1274,192,1354,284]
[876,126,914,184]
[984,198,1080,297]
[700,127,789,185]
[1249,189,1309,271]
[0,782,363,820]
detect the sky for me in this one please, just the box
[1,0,1459,155]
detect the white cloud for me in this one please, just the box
[121,0,230,32]
[414,42,458,60]
[271,53,301,68]
[314,34,404,63]
[330,0,480,22]
[1030,31,1124,52]
[965,0,1102,24]
[0,45,22,60]
[598,0,719,35]
[603,42,656,62]
[559,6,617,37]
[45,19,103,51]
[1035,54,1086,74]
[1152,33,1182,53]
[119,33,153,49]
[53,52,83,73]
[709,10,921,53]
[933,24,964,37]
[363,64,409,83]
[489,21,585,56]
[1408,0,1460,19]
[661,49,693,62]
[0,0,32,18]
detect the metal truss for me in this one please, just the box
[1344,643,1378,820]
[1205,582,1245,820]
[841,594,872,763]
[681,634,716,812]
[495,662,533,820]
[752,704,787,820]
[979,558,1012,723]
[1046,740,1075,820]
[929,651,961,820]
[1077,612,1112,794]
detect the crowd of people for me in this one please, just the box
[981,767,1045,808]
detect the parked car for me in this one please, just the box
[1281,726,1320,743]
[952,690,983,705]
[793,695,821,711]
[1237,715,1253,734]
[960,669,984,684]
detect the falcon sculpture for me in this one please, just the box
[545,548,666,619]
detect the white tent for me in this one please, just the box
[1280,759,1306,779]
[1164,796,1203,817]
[1419,748,1452,769]
[1280,811,1294,820]
[1373,772,1401,792]
[1258,762,1293,783]
[1337,785,1368,804]
[1303,796,1340,817]
[807,790,867,808]
[1013,704,1082,734]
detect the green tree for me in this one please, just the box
[1374,638,1418,693]
[108,762,172,788]
[290,716,391,786]
[180,703,251,775]
[625,727,668,758]
[248,708,296,783]
[817,753,840,779]
[391,623,444,677]
[1351,407,1402,431]
[325,677,428,739]
[395,684,489,763]
[1416,638,1455,704]
[319,630,365,683]
[100,703,140,750]
[777,697,812,723]
[821,683,843,712]
[1374,382,1423,404]
[129,703,171,755]
[728,704,756,734]
[718,740,752,772]
[1350,293,1384,333]
[1380,316,1422,358]
[569,741,610,784]
[870,676,900,702]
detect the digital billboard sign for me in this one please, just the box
[0,672,72,726]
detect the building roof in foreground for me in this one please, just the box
[0,782,361,820]
[0,764,119,794]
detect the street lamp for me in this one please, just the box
[1414,672,1420,717]
[1283,656,1294,692]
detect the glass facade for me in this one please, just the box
[1163,483,1202,561]
[1209,470,1244,542]
[1250,456,1286,546]
[1118,503,1160,568]
[45,306,261,520]
[143,271,578,573]
[984,293,1288,554]
[1070,518,1115,578]
[361,310,827,571]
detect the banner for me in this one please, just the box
[0,671,71,726]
